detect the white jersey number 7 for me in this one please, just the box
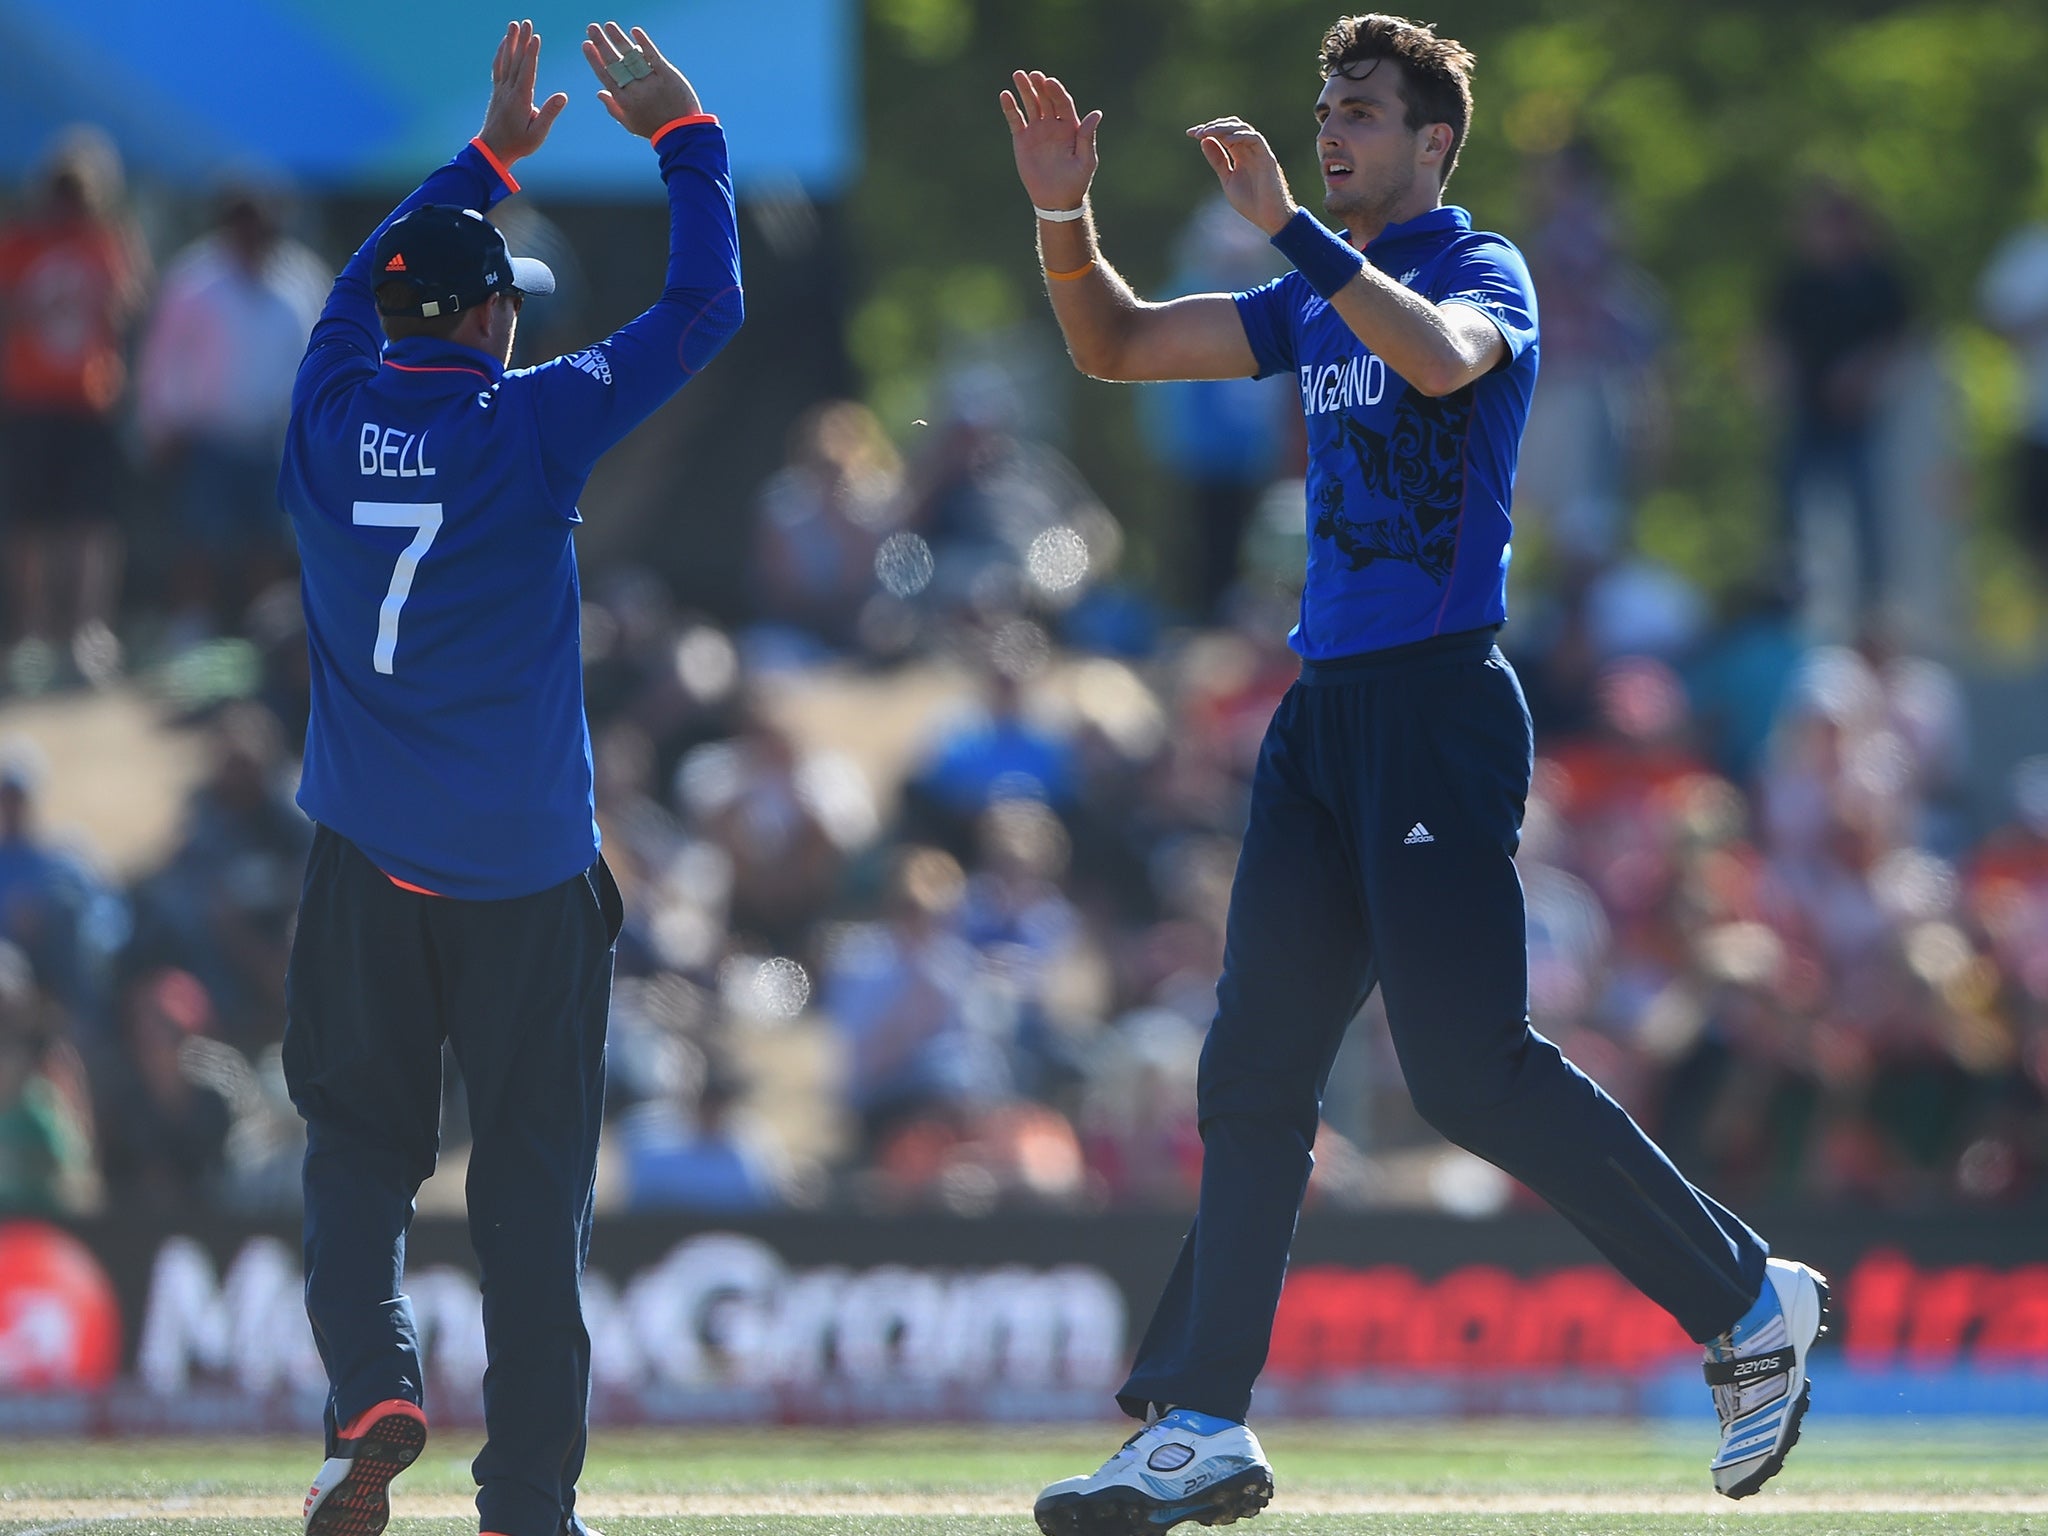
[353,501,444,675]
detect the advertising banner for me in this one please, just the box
[3,1209,2045,1432]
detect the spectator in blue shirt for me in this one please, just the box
[622,1063,783,1212]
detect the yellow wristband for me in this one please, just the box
[1046,260,1097,282]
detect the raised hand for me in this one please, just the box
[1187,117,1297,236]
[479,20,570,166]
[582,21,703,139]
[1000,71,1102,214]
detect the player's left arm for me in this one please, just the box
[294,21,567,399]
[518,22,743,491]
[1428,238,1538,384]
[1326,266,1507,396]
[1189,117,1510,397]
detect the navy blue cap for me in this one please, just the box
[373,204,555,318]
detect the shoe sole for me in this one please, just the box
[1034,1466,1274,1536]
[1719,1269,1830,1501]
[306,1410,427,1536]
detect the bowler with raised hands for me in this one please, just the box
[281,19,739,1536]
[1008,14,1826,1535]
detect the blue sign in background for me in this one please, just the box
[0,0,857,196]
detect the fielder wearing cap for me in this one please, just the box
[370,203,557,321]
[278,21,740,1536]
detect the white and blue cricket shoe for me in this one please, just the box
[1706,1256,1830,1499]
[1034,1408,1274,1536]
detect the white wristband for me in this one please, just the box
[1033,204,1086,223]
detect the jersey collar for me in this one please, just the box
[380,335,505,383]
[1364,205,1471,253]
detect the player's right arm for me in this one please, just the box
[1001,71,1257,384]
[293,21,567,408]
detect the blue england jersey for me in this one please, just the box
[281,126,742,899]
[1234,206,1538,660]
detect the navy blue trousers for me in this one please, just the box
[1118,632,1768,1422]
[284,827,621,1536]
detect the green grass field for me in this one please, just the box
[4,1421,2046,1536]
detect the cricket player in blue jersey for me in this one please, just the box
[1004,16,1826,1532]
[277,20,740,1536]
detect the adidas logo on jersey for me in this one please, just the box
[567,348,613,385]
[1403,823,1435,845]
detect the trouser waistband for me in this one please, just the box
[1296,624,1502,683]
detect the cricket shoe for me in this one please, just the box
[1706,1257,1830,1499]
[1034,1408,1273,1536]
[303,1398,428,1536]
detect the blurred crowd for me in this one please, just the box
[2,130,2048,1221]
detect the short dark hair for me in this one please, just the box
[375,284,522,342]
[1319,14,1477,187]
[375,282,464,341]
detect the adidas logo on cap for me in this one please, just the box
[1403,823,1435,844]
[384,253,408,272]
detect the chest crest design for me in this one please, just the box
[1314,385,1473,585]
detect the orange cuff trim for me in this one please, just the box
[1046,260,1097,282]
[652,113,720,147]
[467,136,520,194]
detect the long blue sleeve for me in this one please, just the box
[514,120,744,496]
[292,141,519,412]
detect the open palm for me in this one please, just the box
[1000,71,1102,212]
[479,19,569,166]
